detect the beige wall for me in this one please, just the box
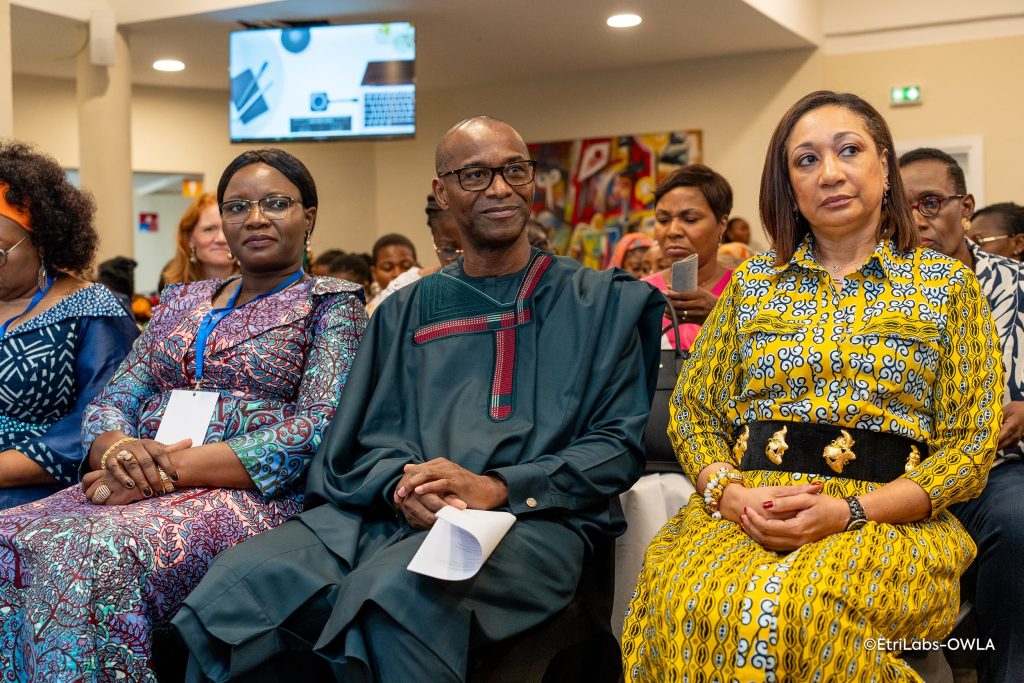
[379,47,823,258]
[11,32,1023,263]
[12,75,379,259]
[824,34,1024,210]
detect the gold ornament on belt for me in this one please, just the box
[905,444,922,473]
[732,425,750,461]
[766,425,789,465]
[823,429,856,474]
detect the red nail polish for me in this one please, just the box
[762,501,774,509]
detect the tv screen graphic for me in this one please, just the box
[229,22,416,142]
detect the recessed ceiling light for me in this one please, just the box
[607,14,642,28]
[153,59,185,72]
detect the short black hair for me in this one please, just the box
[328,253,372,283]
[425,194,444,229]
[0,140,97,273]
[312,248,346,269]
[372,233,417,264]
[897,148,967,195]
[972,202,1024,236]
[217,148,318,212]
[654,164,733,222]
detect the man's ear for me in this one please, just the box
[1011,234,1024,260]
[432,178,449,210]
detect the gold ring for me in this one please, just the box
[157,466,175,495]
[93,484,112,504]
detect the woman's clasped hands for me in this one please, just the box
[82,437,191,505]
[720,480,852,552]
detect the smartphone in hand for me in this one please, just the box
[671,253,698,291]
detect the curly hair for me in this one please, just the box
[0,140,97,274]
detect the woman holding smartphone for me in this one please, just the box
[642,164,735,350]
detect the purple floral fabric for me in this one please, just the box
[0,276,366,681]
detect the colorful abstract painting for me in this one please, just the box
[528,130,702,269]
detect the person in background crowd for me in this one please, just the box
[637,243,663,279]
[97,255,137,311]
[174,115,662,682]
[623,90,1001,682]
[527,218,554,253]
[718,215,755,268]
[643,164,735,350]
[365,195,464,316]
[0,141,138,509]
[98,256,153,325]
[160,192,238,292]
[311,248,347,276]
[369,232,417,296]
[328,253,373,293]
[900,147,1024,683]
[968,202,1024,261]
[610,232,654,279]
[0,147,366,679]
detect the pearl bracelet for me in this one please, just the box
[703,467,745,520]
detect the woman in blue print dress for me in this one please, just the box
[0,149,367,681]
[0,141,138,509]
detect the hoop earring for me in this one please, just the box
[189,245,199,264]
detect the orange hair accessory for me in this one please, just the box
[610,232,654,268]
[0,182,31,232]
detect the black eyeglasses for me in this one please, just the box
[434,243,464,264]
[910,194,965,218]
[0,234,29,267]
[438,160,537,192]
[220,195,301,224]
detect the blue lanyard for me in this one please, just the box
[0,274,55,337]
[193,270,304,387]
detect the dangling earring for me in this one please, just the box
[304,233,313,265]
[38,263,47,290]
[226,250,234,261]
[962,217,972,231]
[882,187,890,206]
[189,245,199,264]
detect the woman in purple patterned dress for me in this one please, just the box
[0,149,367,681]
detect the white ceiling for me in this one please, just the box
[11,0,817,91]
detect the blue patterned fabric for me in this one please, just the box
[0,284,137,506]
[970,241,1024,458]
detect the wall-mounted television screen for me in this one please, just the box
[229,22,416,142]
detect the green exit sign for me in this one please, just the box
[891,85,922,106]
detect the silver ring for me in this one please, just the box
[116,451,134,463]
[93,484,112,504]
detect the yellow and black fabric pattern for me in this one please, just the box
[622,238,1002,682]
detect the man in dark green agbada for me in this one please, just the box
[174,116,663,681]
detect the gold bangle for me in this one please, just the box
[156,466,175,494]
[99,437,137,470]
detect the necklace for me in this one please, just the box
[814,246,869,275]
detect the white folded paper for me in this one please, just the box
[407,506,516,581]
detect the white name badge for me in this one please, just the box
[154,389,219,447]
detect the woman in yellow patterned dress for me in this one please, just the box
[622,90,1003,682]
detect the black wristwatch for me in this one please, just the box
[844,495,868,531]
